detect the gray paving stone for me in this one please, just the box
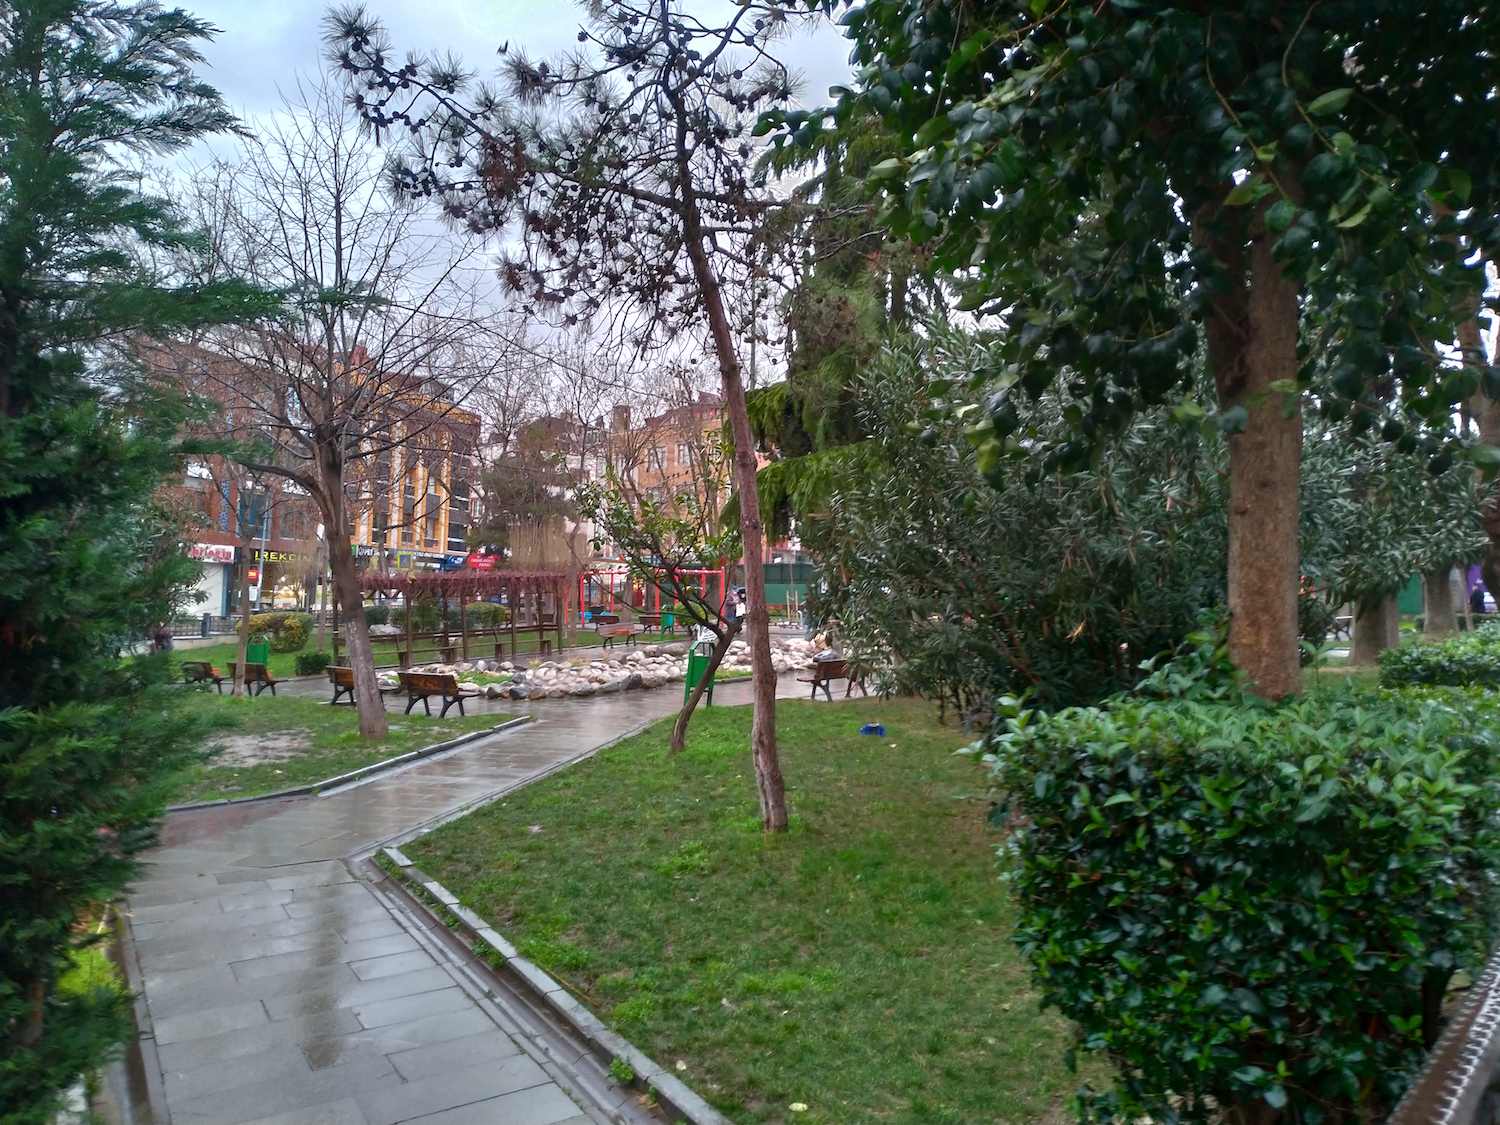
[238,1098,369,1125]
[348,950,433,981]
[265,863,357,892]
[164,1043,312,1101]
[396,1084,589,1125]
[359,1056,551,1125]
[170,1055,400,1125]
[154,999,269,1045]
[158,1009,364,1073]
[338,917,407,943]
[262,967,454,1021]
[386,1030,524,1081]
[337,933,423,963]
[350,987,474,1030]
[304,1008,497,1070]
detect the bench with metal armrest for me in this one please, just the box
[397,671,481,717]
[180,660,227,692]
[226,662,284,696]
[326,665,403,706]
[797,658,867,702]
[595,622,645,650]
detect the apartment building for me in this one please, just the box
[156,341,482,618]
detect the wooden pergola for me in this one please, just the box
[352,569,570,665]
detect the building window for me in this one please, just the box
[676,442,691,467]
[651,446,666,471]
[279,505,312,542]
[237,492,269,539]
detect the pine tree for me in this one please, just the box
[0,3,256,1118]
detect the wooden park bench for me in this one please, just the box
[637,613,667,636]
[327,666,402,707]
[596,622,645,651]
[798,658,867,702]
[226,662,285,697]
[181,660,227,693]
[398,671,480,718]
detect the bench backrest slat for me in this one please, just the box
[404,671,460,698]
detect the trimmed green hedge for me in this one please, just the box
[294,649,333,676]
[1379,623,1500,687]
[984,660,1500,1122]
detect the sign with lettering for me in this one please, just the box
[187,542,238,564]
[251,548,306,565]
[467,552,497,570]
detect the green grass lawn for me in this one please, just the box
[174,692,511,803]
[407,699,1087,1125]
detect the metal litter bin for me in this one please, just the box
[246,634,270,665]
[684,632,716,707]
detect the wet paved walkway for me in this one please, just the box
[126,680,800,1125]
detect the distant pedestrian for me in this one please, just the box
[152,623,173,652]
[1473,583,1489,619]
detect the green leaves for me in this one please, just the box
[991,667,1500,1124]
[1306,88,1353,117]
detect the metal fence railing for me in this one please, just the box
[1388,950,1500,1125]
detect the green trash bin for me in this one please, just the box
[246,633,270,666]
[684,635,715,707]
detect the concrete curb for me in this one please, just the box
[109,906,173,1124]
[376,848,730,1125]
[167,715,534,812]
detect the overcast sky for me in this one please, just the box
[185,1,855,129]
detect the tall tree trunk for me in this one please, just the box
[233,518,253,698]
[1463,293,1500,602]
[1422,567,1458,641]
[681,211,787,831]
[1350,595,1399,665]
[1201,220,1303,699]
[670,619,741,755]
[317,447,388,738]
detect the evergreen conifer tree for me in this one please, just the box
[0,3,257,1117]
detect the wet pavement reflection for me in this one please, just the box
[128,676,808,1125]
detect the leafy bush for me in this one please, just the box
[364,603,389,627]
[983,653,1500,1122]
[247,611,310,652]
[294,649,333,676]
[1379,624,1500,688]
[465,602,507,629]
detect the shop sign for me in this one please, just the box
[187,542,237,564]
[442,554,469,570]
[467,552,497,570]
[354,544,380,558]
[252,547,306,565]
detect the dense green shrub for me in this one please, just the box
[294,649,333,676]
[0,6,244,1116]
[465,602,507,629]
[983,648,1500,1123]
[1379,624,1500,688]
[364,603,389,627]
[247,611,310,652]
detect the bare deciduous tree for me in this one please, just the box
[175,78,522,737]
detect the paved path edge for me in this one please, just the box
[372,850,731,1125]
[165,715,536,811]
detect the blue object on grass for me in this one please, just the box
[859,723,885,737]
